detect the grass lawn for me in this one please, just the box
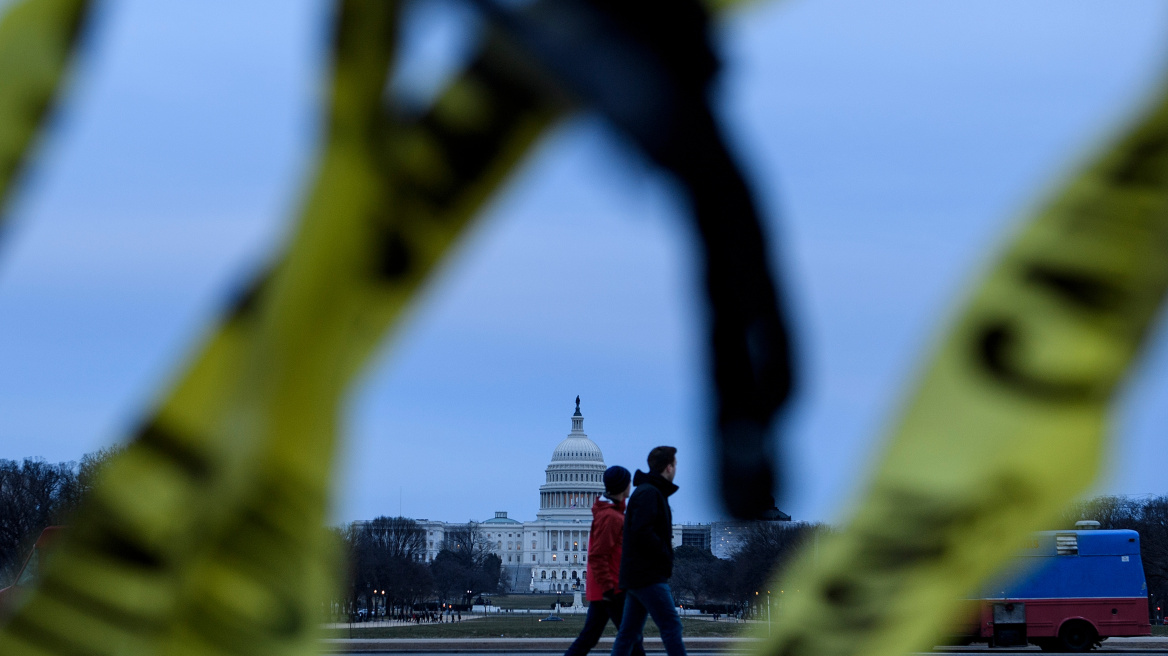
[322,615,756,639]
[1151,625,1168,636]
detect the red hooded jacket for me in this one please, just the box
[585,497,625,601]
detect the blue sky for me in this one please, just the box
[0,0,1167,526]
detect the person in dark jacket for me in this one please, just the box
[564,466,645,656]
[611,446,686,656]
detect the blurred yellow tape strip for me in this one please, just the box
[151,15,565,656]
[0,0,88,227]
[761,80,1168,656]
[0,0,565,654]
[0,1,402,653]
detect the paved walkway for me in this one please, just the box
[321,636,757,653]
[320,636,1168,653]
[323,614,749,630]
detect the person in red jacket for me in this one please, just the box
[564,466,645,656]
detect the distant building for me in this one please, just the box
[706,502,792,559]
[680,525,711,551]
[361,398,789,594]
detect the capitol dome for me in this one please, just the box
[537,397,606,520]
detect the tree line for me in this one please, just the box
[671,521,831,615]
[0,450,116,586]
[666,496,1168,618]
[334,515,834,619]
[663,494,1168,616]
[335,516,502,619]
[4,455,1168,620]
[1058,495,1168,616]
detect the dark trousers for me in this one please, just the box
[564,594,646,656]
[611,583,687,656]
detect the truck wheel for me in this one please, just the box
[1057,620,1098,652]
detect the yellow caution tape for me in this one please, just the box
[152,16,566,656]
[0,0,89,227]
[12,0,1148,653]
[0,0,1007,654]
[760,77,1168,656]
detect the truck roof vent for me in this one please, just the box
[1074,520,1100,530]
[1056,532,1078,555]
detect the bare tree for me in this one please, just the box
[347,516,429,617]
[672,545,724,606]
[364,515,426,560]
[1057,495,1139,530]
[442,521,492,566]
[727,522,828,612]
[0,458,80,585]
[430,523,500,604]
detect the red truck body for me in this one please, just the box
[957,529,1150,651]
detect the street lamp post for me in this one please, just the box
[767,591,772,637]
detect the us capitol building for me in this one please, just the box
[402,398,788,594]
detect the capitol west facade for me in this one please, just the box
[414,401,613,593]
[403,400,785,595]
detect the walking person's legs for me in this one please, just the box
[565,600,614,656]
[606,592,647,656]
[629,584,687,656]
[610,592,649,656]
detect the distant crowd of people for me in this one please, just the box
[405,610,461,624]
[353,610,462,624]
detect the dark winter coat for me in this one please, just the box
[585,497,626,601]
[619,469,678,590]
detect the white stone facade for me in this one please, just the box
[396,400,698,595]
[519,400,602,592]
